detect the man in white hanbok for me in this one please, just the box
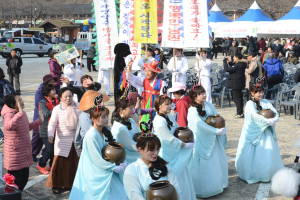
[167,49,189,86]
[63,58,84,102]
[195,49,212,102]
[98,67,111,95]
[136,48,155,95]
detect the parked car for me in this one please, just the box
[0,37,53,58]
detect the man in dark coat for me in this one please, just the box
[212,38,219,59]
[6,49,23,95]
[272,38,282,58]
[113,43,131,102]
[248,36,256,53]
[223,53,247,118]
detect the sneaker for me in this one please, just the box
[0,137,4,145]
[36,164,49,175]
[48,167,52,172]
[233,114,244,119]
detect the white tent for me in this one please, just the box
[208,4,232,31]
[214,1,274,38]
[257,0,300,38]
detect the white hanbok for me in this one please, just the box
[194,59,212,102]
[167,56,189,86]
[124,158,183,200]
[98,67,111,95]
[63,62,84,102]
[136,56,155,95]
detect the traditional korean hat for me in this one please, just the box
[78,90,109,111]
[143,60,162,73]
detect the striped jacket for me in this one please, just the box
[1,105,42,171]
[48,102,82,157]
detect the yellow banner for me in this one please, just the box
[134,0,157,44]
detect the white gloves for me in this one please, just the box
[217,127,227,135]
[267,118,277,126]
[113,162,127,173]
[196,54,200,59]
[184,140,195,149]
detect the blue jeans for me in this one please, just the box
[206,49,212,59]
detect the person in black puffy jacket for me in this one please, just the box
[295,68,300,83]
[223,53,247,118]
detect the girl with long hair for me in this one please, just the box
[111,98,141,164]
[70,106,127,200]
[187,85,228,198]
[124,132,182,199]
[152,95,196,200]
[235,79,284,184]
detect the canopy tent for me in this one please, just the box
[208,4,232,31]
[214,1,274,38]
[257,0,300,38]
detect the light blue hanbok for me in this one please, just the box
[187,102,228,198]
[69,127,127,200]
[235,99,284,184]
[111,118,141,164]
[153,114,196,200]
[123,158,183,200]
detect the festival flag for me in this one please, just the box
[119,0,142,70]
[93,0,119,68]
[134,0,158,44]
[161,0,184,48]
[183,0,209,47]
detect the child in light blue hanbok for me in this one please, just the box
[187,85,228,198]
[70,106,127,200]
[124,123,183,200]
[111,98,141,164]
[152,95,196,200]
[235,82,284,184]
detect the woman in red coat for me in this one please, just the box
[168,82,191,127]
[48,52,62,90]
[1,94,44,191]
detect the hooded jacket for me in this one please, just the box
[223,59,247,90]
[48,59,62,86]
[264,58,284,78]
[1,105,42,170]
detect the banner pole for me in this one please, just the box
[196,48,200,84]
[145,44,148,62]
[173,48,176,82]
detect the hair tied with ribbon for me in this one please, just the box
[192,77,200,90]
[139,119,154,137]
[2,173,18,189]
[255,77,265,88]
[162,86,170,99]
[94,94,105,113]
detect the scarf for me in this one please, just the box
[111,110,132,130]
[158,113,173,130]
[38,96,59,133]
[61,101,78,130]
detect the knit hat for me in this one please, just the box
[128,92,144,102]
[43,74,57,84]
[78,90,109,111]
[289,51,295,55]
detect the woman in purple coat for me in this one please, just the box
[48,52,62,91]
[32,74,58,162]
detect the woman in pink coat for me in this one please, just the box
[46,87,82,194]
[1,93,44,191]
[48,52,62,90]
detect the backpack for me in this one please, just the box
[0,80,15,115]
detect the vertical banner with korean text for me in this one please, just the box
[161,0,184,48]
[94,0,119,68]
[134,0,158,44]
[119,0,141,70]
[183,0,209,48]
